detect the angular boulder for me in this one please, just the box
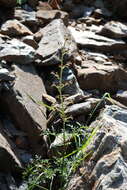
[0,19,33,37]
[68,26,127,52]
[36,19,77,66]
[14,7,37,33]
[98,21,127,39]
[77,62,127,92]
[36,10,69,25]
[0,39,35,64]
[67,105,127,190]
[0,64,47,155]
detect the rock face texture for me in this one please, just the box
[67,105,127,190]
[1,0,127,189]
[77,62,127,92]
[36,19,77,65]
[69,26,127,52]
[98,21,127,39]
[0,39,35,64]
[0,121,22,171]
[0,19,33,37]
[1,64,47,155]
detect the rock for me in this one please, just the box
[85,51,110,64]
[22,35,38,49]
[104,0,127,20]
[15,136,29,149]
[42,93,57,106]
[70,5,89,19]
[14,7,37,33]
[49,0,62,9]
[68,26,127,52]
[64,93,91,106]
[67,105,127,190]
[62,0,75,12]
[45,67,83,96]
[92,8,112,18]
[49,132,73,157]
[37,1,52,10]
[0,39,35,64]
[0,64,47,155]
[0,172,23,190]
[98,21,127,39]
[115,90,127,106]
[34,28,44,42]
[36,19,77,66]
[57,67,83,96]
[36,10,69,25]
[0,0,16,7]
[0,19,33,37]
[65,98,102,117]
[0,68,13,81]
[77,62,127,92]
[0,120,22,171]
[28,0,38,9]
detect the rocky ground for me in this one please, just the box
[0,0,127,189]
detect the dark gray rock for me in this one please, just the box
[45,68,83,96]
[0,64,47,155]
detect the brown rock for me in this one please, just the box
[0,64,47,155]
[22,35,38,49]
[77,62,127,92]
[0,19,33,37]
[0,121,22,171]
[42,93,56,106]
[34,28,43,42]
[36,10,69,25]
[49,0,62,9]
[37,1,52,10]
